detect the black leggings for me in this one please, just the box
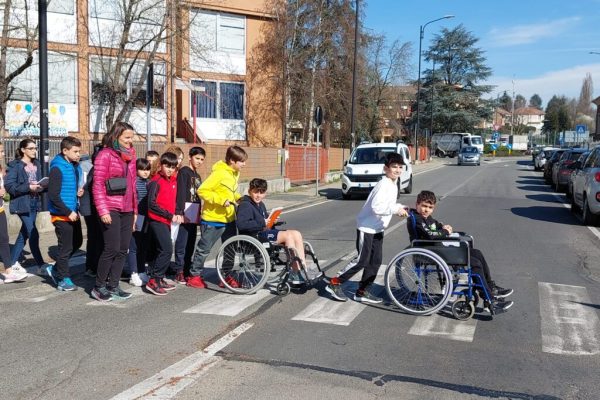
[95,211,134,289]
[0,211,11,270]
[470,248,493,297]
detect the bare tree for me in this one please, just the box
[577,73,594,116]
[0,0,37,132]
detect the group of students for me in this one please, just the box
[0,124,513,312]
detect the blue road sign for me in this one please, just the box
[491,144,498,151]
[507,144,512,150]
[576,124,587,134]
[492,131,499,140]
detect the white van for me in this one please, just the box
[341,141,413,199]
[462,135,483,153]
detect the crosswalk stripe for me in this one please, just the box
[539,282,600,355]
[291,266,385,326]
[408,313,477,342]
[183,289,272,316]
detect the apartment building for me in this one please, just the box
[1,0,282,145]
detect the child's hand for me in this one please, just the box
[223,200,231,208]
[443,224,453,233]
[77,188,84,197]
[68,211,78,221]
[172,215,184,224]
[397,207,409,217]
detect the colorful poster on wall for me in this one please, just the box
[5,101,78,136]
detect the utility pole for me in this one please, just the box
[38,0,49,211]
[510,79,515,137]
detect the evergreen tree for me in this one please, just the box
[413,24,493,135]
[529,94,543,109]
[514,94,526,109]
[499,91,512,112]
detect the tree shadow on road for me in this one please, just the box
[511,206,580,225]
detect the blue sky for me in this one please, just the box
[364,0,600,107]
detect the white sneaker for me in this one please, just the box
[2,271,27,283]
[129,273,143,287]
[11,261,27,274]
[138,272,149,284]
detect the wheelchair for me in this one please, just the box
[383,233,495,320]
[214,223,325,296]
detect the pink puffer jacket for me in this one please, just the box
[93,147,138,217]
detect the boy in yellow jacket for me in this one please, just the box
[187,146,247,288]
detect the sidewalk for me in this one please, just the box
[11,158,447,267]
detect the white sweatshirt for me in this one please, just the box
[356,176,405,234]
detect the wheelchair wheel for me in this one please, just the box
[216,235,271,294]
[276,282,291,296]
[451,299,475,320]
[385,248,453,315]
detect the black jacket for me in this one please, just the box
[236,195,268,235]
[5,158,43,214]
[407,208,450,242]
[175,166,202,215]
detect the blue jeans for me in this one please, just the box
[190,222,236,277]
[11,198,44,266]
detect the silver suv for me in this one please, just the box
[571,146,600,226]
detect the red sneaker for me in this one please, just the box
[174,271,187,285]
[146,278,168,296]
[219,275,240,289]
[160,278,177,291]
[186,275,207,289]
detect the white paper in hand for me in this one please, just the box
[171,222,180,242]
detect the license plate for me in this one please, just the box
[358,183,372,188]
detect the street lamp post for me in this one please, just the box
[415,15,454,163]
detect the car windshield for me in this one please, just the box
[350,147,397,164]
[470,137,482,145]
[461,147,479,154]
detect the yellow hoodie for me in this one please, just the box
[197,160,242,223]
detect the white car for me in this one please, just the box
[534,147,560,171]
[571,146,600,226]
[341,142,413,199]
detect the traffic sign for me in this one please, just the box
[492,132,499,140]
[576,124,587,134]
[491,144,498,150]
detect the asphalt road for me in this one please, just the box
[2,157,599,400]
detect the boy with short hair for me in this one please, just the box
[236,178,308,284]
[173,146,205,283]
[326,152,409,303]
[47,136,84,291]
[145,152,184,296]
[188,146,247,289]
[408,190,513,312]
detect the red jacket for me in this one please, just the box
[93,147,138,217]
[147,172,177,226]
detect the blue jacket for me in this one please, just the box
[236,195,268,235]
[5,158,43,214]
[48,154,82,215]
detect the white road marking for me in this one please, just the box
[408,314,477,342]
[551,193,600,240]
[110,323,253,400]
[0,283,61,303]
[183,289,271,316]
[292,268,385,326]
[538,282,600,355]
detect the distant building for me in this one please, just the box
[513,107,545,133]
[377,85,415,141]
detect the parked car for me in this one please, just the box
[534,147,560,171]
[341,141,412,199]
[571,146,600,226]
[567,151,590,199]
[543,150,565,184]
[551,149,588,192]
[457,146,481,166]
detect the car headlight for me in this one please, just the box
[345,166,353,175]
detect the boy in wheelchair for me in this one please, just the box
[408,190,513,313]
[236,178,309,284]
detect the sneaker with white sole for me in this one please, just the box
[57,278,77,291]
[2,271,28,283]
[325,284,348,302]
[354,291,383,304]
[11,262,27,275]
[129,273,143,287]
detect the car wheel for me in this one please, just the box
[583,197,598,226]
[404,176,413,194]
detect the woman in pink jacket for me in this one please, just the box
[91,121,138,302]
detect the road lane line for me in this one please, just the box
[538,282,600,355]
[292,268,385,326]
[183,289,272,316]
[110,322,253,400]
[408,314,477,342]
